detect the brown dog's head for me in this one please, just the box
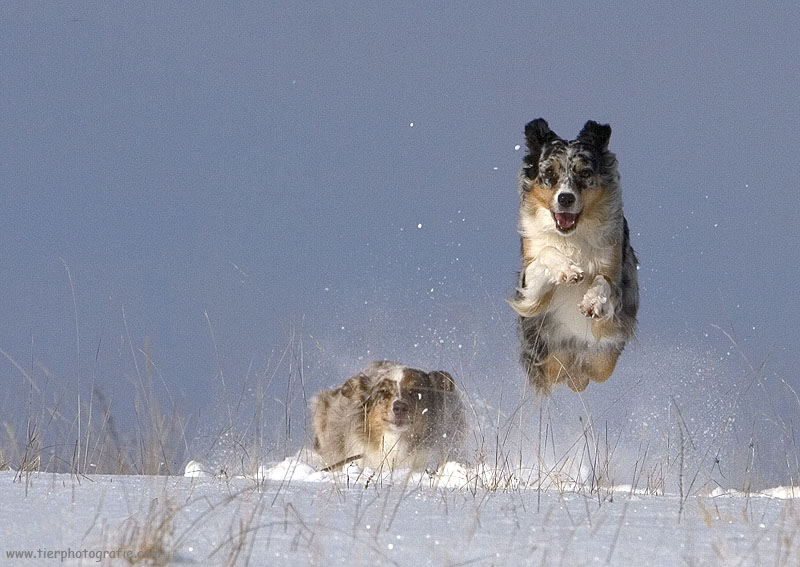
[313,361,466,470]
[339,363,456,435]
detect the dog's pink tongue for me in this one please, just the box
[555,213,578,230]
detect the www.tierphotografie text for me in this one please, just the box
[5,547,165,563]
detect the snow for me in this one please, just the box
[2,463,798,566]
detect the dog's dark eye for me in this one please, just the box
[372,386,392,401]
[541,166,557,184]
[578,169,592,179]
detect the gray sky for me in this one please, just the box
[2,3,798,485]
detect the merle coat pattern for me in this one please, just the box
[510,119,639,392]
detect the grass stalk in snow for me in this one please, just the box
[117,495,178,566]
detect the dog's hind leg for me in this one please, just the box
[551,356,589,392]
[566,375,590,392]
[543,350,590,393]
[584,350,621,384]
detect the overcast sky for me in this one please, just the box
[2,3,798,485]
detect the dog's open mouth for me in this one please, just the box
[553,212,580,232]
[385,416,408,428]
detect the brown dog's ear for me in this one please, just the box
[576,120,612,152]
[429,370,456,392]
[340,373,371,401]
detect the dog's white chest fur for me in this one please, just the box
[547,280,596,343]
[517,214,617,346]
[376,430,406,465]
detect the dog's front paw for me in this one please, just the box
[554,263,584,285]
[580,278,614,319]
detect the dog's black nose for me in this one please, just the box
[557,192,576,208]
[392,400,409,416]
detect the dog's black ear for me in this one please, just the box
[524,118,556,153]
[525,118,556,148]
[577,120,612,152]
[429,371,456,392]
[523,118,556,179]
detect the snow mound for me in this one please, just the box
[183,459,214,478]
[184,456,799,499]
[184,455,520,491]
[707,485,800,500]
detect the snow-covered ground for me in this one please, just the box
[3,459,798,566]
